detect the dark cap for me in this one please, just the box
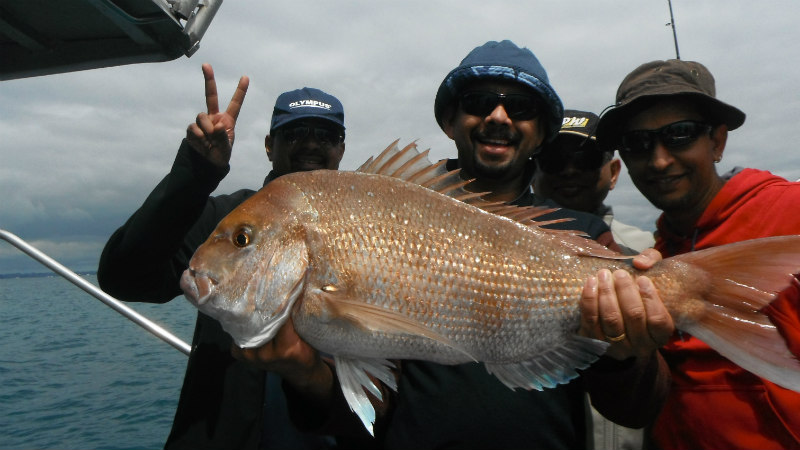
[270,87,345,131]
[559,109,599,140]
[596,59,745,146]
[434,40,564,142]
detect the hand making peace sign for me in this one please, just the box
[186,63,249,168]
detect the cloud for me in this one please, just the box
[1,0,799,274]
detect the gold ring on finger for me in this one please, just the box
[605,332,627,343]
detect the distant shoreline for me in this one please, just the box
[0,271,97,280]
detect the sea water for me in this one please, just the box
[0,274,196,450]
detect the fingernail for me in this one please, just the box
[598,269,611,282]
[637,276,652,293]
[614,270,631,281]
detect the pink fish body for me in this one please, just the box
[181,141,800,434]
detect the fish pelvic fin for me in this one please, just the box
[357,141,627,259]
[485,335,609,390]
[671,235,800,392]
[334,356,397,436]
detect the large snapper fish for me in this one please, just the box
[181,141,800,434]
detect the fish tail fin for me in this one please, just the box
[671,235,800,391]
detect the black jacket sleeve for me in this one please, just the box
[583,352,670,428]
[97,139,231,302]
[97,140,272,450]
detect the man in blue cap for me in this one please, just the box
[97,63,346,450]
[257,41,672,449]
[434,40,568,204]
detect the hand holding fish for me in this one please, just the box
[230,317,335,401]
[181,141,800,434]
[578,248,675,361]
[186,63,249,168]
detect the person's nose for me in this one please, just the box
[487,103,512,125]
[298,131,322,148]
[649,141,674,170]
[560,160,581,175]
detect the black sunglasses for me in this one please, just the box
[281,124,344,145]
[536,145,610,174]
[620,120,712,154]
[458,91,541,120]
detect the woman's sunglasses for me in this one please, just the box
[458,91,541,120]
[620,120,712,154]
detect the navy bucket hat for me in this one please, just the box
[434,40,564,143]
[270,87,345,132]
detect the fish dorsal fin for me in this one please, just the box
[357,140,464,196]
[357,141,629,260]
[356,140,520,212]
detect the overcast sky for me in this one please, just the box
[1,0,799,275]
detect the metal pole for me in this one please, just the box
[0,229,191,356]
[668,0,681,59]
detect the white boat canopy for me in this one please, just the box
[0,0,222,80]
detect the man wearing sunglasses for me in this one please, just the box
[252,41,671,450]
[97,64,346,450]
[594,59,800,449]
[427,41,670,450]
[307,40,668,449]
[533,109,655,255]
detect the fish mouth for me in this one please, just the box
[180,268,218,306]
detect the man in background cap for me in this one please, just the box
[98,63,346,450]
[595,59,800,449]
[534,110,655,450]
[265,40,672,450]
[534,109,655,254]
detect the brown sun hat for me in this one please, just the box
[596,59,746,148]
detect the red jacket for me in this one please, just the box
[651,168,800,450]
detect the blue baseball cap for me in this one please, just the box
[270,87,345,131]
[434,40,564,143]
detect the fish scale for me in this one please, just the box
[294,171,600,362]
[181,141,800,435]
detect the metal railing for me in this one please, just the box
[0,229,191,356]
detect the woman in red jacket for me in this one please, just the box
[593,59,800,449]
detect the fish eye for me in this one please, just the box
[233,228,251,247]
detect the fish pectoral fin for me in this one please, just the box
[325,293,477,361]
[334,356,397,436]
[485,335,609,391]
